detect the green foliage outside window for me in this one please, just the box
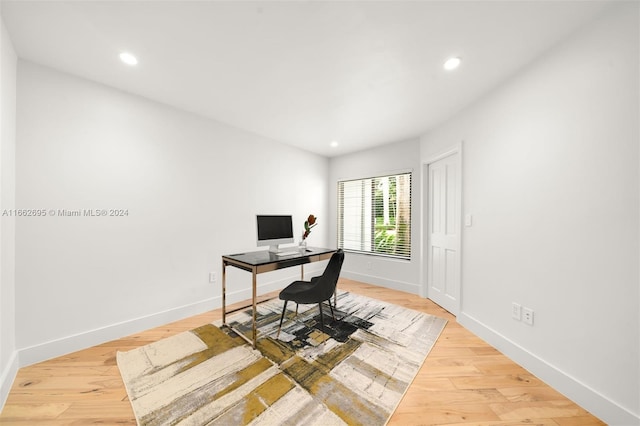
[337,172,411,259]
[372,175,410,257]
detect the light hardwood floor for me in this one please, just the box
[0,279,605,425]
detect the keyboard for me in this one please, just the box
[276,251,299,257]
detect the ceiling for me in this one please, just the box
[1,1,613,157]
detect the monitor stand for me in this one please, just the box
[268,245,299,256]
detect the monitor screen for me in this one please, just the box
[256,215,294,252]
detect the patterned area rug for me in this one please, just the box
[117,292,447,425]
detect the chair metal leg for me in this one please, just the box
[277,300,288,339]
[327,298,335,321]
[318,302,324,331]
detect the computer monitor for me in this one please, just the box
[256,215,294,253]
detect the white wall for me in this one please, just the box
[328,139,421,294]
[0,14,18,408]
[15,61,330,365]
[421,4,639,425]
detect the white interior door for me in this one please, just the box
[427,152,461,315]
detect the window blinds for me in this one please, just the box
[337,172,412,259]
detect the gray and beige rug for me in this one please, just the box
[117,291,447,425]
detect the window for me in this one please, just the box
[337,172,412,259]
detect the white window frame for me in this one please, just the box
[337,172,412,260]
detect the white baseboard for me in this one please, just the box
[18,297,217,367]
[341,270,420,295]
[0,350,19,411]
[17,269,320,368]
[458,312,640,426]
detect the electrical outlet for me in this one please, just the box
[209,272,216,284]
[512,302,522,321]
[523,307,534,325]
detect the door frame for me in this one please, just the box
[420,143,463,315]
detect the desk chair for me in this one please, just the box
[276,249,344,338]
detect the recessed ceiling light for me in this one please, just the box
[119,52,138,66]
[443,56,461,71]
[330,141,339,148]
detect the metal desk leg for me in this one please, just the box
[252,270,257,348]
[222,260,227,325]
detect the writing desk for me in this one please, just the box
[221,247,336,348]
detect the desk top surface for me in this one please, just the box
[222,247,335,266]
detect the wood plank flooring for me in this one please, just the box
[0,279,605,425]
